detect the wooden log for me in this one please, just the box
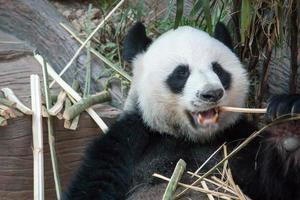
[0,0,125,108]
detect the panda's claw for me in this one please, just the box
[292,99,300,115]
[267,94,300,121]
[266,95,285,121]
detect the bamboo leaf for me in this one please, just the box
[240,0,251,44]
[190,0,203,17]
[202,0,212,34]
[174,0,184,29]
[136,0,145,21]
[164,0,176,21]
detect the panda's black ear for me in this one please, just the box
[123,22,152,63]
[213,22,233,50]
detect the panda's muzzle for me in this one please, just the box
[190,107,220,126]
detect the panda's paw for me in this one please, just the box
[264,95,300,166]
[267,121,300,152]
[266,94,300,121]
[260,121,300,200]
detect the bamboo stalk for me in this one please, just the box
[48,91,67,116]
[63,91,111,120]
[191,143,225,177]
[220,106,267,114]
[83,41,91,98]
[187,172,236,195]
[221,145,229,181]
[49,0,125,88]
[30,75,44,200]
[1,88,32,115]
[0,116,7,126]
[64,98,80,130]
[200,181,215,200]
[162,159,186,200]
[60,22,132,82]
[153,173,237,199]
[34,54,109,132]
[211,176,235,193]
[64,80,80,129]
[41,58,62,200]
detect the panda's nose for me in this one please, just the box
[200,88,224,103]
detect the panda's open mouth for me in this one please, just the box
[190,108,220,126]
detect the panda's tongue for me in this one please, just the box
[196,108,219,125]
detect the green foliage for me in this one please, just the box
[174,0,184,29]
[240,0,251,44]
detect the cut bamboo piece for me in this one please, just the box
[0,97,16,107]
[63,91,111,120]
[162,159,186,200]
[69,115,80,130]
[30,75,44,200]
[63,97,72,129]
[0,108,10,119]
[56,112,63,120]
[220,106,267,114]
[34,54,109,132]
[49,0,125,88]
[1,88,32,115]
[0,116,7,126]
[48,91,67,116]
[41,105,49,118]
[0,104,16,118]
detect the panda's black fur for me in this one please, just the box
[63,22,300,200]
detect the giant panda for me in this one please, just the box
[63,22,300,200]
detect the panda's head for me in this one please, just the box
[123,22,249,141]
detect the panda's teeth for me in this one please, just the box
[196,108,219,125]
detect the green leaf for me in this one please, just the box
[164,0,176,21]
[136,0,145,21]
[202,0,212,34]
[240,0,251,44]
[190,0,203,17]
[174,0,184,29]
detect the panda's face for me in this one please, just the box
[124,23,249,141]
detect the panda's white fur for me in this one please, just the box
[125,26,249,141]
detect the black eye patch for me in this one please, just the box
[166,65,190,94]
[212,62,232,90]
